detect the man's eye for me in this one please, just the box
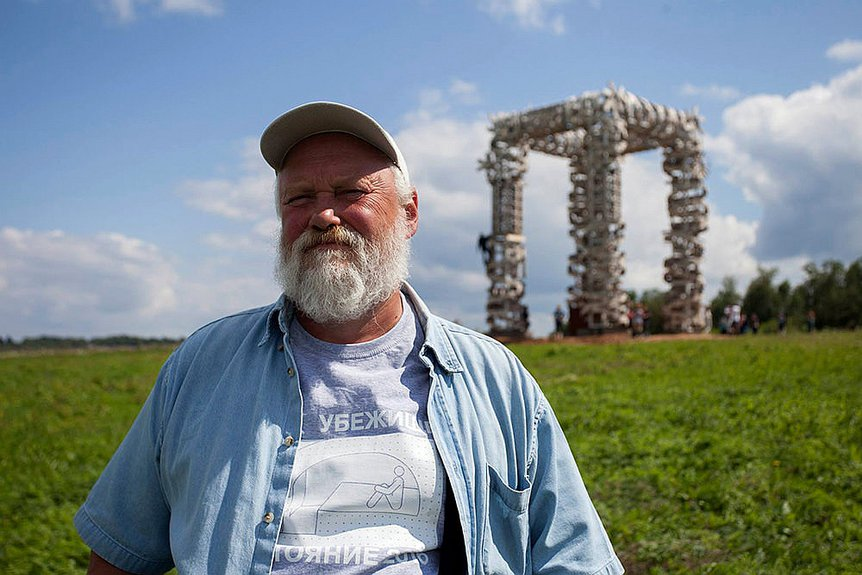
[284,194,313,206]
[337,189,366,200]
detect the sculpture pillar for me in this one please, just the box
[566,102,628,331]
[662,134,708,332]
[483,139,529,336]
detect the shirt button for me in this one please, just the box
[283,435,295,448]
[263,512,274,524]
[277,343,284,351]
[287,367,295,377]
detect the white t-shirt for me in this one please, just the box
[271,297,446,574]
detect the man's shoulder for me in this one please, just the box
[425,313,527,372]
[176,301,280,357]
[431,315,505,348]
[145,302,281,416]
[425,313,546,418]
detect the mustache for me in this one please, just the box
[292,226,364,252]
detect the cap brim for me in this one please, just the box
[260,101,404,175]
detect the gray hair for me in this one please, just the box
[390,165,414,206]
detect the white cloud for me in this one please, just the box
[826,39,862,62]
[202,217,279,253]
[172,138,281,329]
[159,0,222,16]
[618,152,674,294]
[449,79,481,105]
[177,138,275,221]
[178,271,278,323]
[700,211,759,299]
[519,153,575,335]
[680,82,742,102]
[410,261,488,330]
[397,116,489,227]
[0,227,179,337]
[0,144,279,339]
[407,81,483,123]
[202,232,265,252]
[758,254,809,289]
[393,106,493,329]
[698,212,809,302]
[709,64,862,262]
[178,176,273,220]
[479,0,568,35]
[549,14,565,35]
[96,0,222,22]
[98,0,136,23]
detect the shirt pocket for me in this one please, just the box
[482,464,532,575]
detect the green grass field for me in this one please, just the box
[1,333,860,574]
[512,332,862,574]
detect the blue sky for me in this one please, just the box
[2,0,861,338]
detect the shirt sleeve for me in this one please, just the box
[73,357,176,575]
[528,398,625,575]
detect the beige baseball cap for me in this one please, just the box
[260,101,410,182]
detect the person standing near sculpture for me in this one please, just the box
[553,305,566,339]
[730,304,742,334]
[75,102,624,575]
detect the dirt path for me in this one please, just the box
[504,332,720,346]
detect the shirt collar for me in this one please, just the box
[401,283,463,374]
[258,294,292,347]
[258,284,464,374]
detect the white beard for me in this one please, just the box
[274,215,411,324]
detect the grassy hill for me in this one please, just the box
[1,332,859,573]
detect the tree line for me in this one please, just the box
[710,257,862,331]
[0,335,184,351]
[627,257,862,333]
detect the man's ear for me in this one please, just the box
[404,187,419,238]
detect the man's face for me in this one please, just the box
[274,133,418,324]
[277,133,417,249]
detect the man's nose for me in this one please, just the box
[309,206,341,230]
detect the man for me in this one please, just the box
[76,102,624,575]
[553,305,566,339]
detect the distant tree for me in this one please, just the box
[710,276,741,326]
[743,267,779,322]
[802,260,848,328]
[795,258,862,329]
[776,280,792,312]
[21,336,87,349]
[789,283,811,328]
[5,335,183,351]
[640,289,666,335]
[846,258,862,329]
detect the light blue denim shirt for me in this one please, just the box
[75,284,623,575]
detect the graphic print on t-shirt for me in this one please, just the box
[273,424,445,572]
[285,452,419,535]
[277,432,444,559]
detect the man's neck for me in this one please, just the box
[296,290,404,344]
